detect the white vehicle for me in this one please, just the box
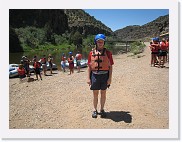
[38,60,57,70]
[9,64,34,78]
[65,59,88,68]
[45,62,57,70]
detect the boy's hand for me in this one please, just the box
[107,78,111,85]
[87,79,91,86]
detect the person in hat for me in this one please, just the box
[22,55,30,77]
[67,51,74,75]
[87,34,114,118]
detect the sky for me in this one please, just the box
[84,9,169,32]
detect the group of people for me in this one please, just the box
[17,33,114,119]
[18,54,54,81]
[149,37,169,68]
[16,34,172,120]
[61,51,82,74]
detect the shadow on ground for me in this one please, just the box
[103,111,132,123]
[50,72,58,74]
[45,74,52,76]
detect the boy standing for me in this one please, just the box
[87,34,114,118]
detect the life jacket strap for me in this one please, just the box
[95,59,102,63]
[95,66,102,69]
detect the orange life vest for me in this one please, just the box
[160,41,167,50]
[151,43,160,52]
[17,68,25,76]
[166,41,169,50]
[61,56,66,61]
[89,48,110,71]
[34,62,41,68]
[41,58,46,64]
[76,54,82,60]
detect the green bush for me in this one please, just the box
[15,27,46,49]
[130,41,145,55]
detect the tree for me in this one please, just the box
[71,31,83,46]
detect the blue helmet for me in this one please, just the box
[69,51,72,54]
[155,37,159,42]
[152,37,159,42]
[94,34,106,44]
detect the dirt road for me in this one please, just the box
[9,42,169,129]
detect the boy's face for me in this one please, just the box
[96,39,104,49]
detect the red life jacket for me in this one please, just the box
[166,41,169,49]
[89,48,110,71]
[160,41,167,50]
[41,58,46,64]
[34,62,41,68]
[151,43,160,52]
[76,54,82,60]
[17,68,25,76]
[61,56,66,61]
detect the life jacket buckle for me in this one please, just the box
[95,59,102,63]
[95,66,102,69]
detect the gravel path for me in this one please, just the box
[9,42,169,129]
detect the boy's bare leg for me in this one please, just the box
[100,90,106,111]
[93,90,99,110]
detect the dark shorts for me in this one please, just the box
[49,62,52,68]
[151,52,158,54]
[76,60,81,67]
[34,68,40,74]
[158,50,167,56]
[24,64,29,72]
[19,74,26,79]
[69,63,74,69]
[90,72,109,90]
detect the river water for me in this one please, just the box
[9,46,128,70]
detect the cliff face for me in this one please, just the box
[10,9,69,35]
[9,10,168,53]
[64,9,113,36]
[114,15,169,41]
[9,9,69,52]
[9,9,113,52]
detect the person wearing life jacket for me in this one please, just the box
[67,51,74,75]
[33,58,42,80]
[165,38,169,62]
[22,56,30,77]
[149,37,160,67]
[40,55,47,76]
[17,64,26,81]
[75,51,82,73]
[158,38,167,67]
[87,34,114,118]
[61,53,66,72]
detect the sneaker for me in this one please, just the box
[100,110,107,118]
[92,110,98,118]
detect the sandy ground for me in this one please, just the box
[9,42,169,129]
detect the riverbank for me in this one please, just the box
[9,42,169,129]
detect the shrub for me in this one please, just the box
[130,41,145,55]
